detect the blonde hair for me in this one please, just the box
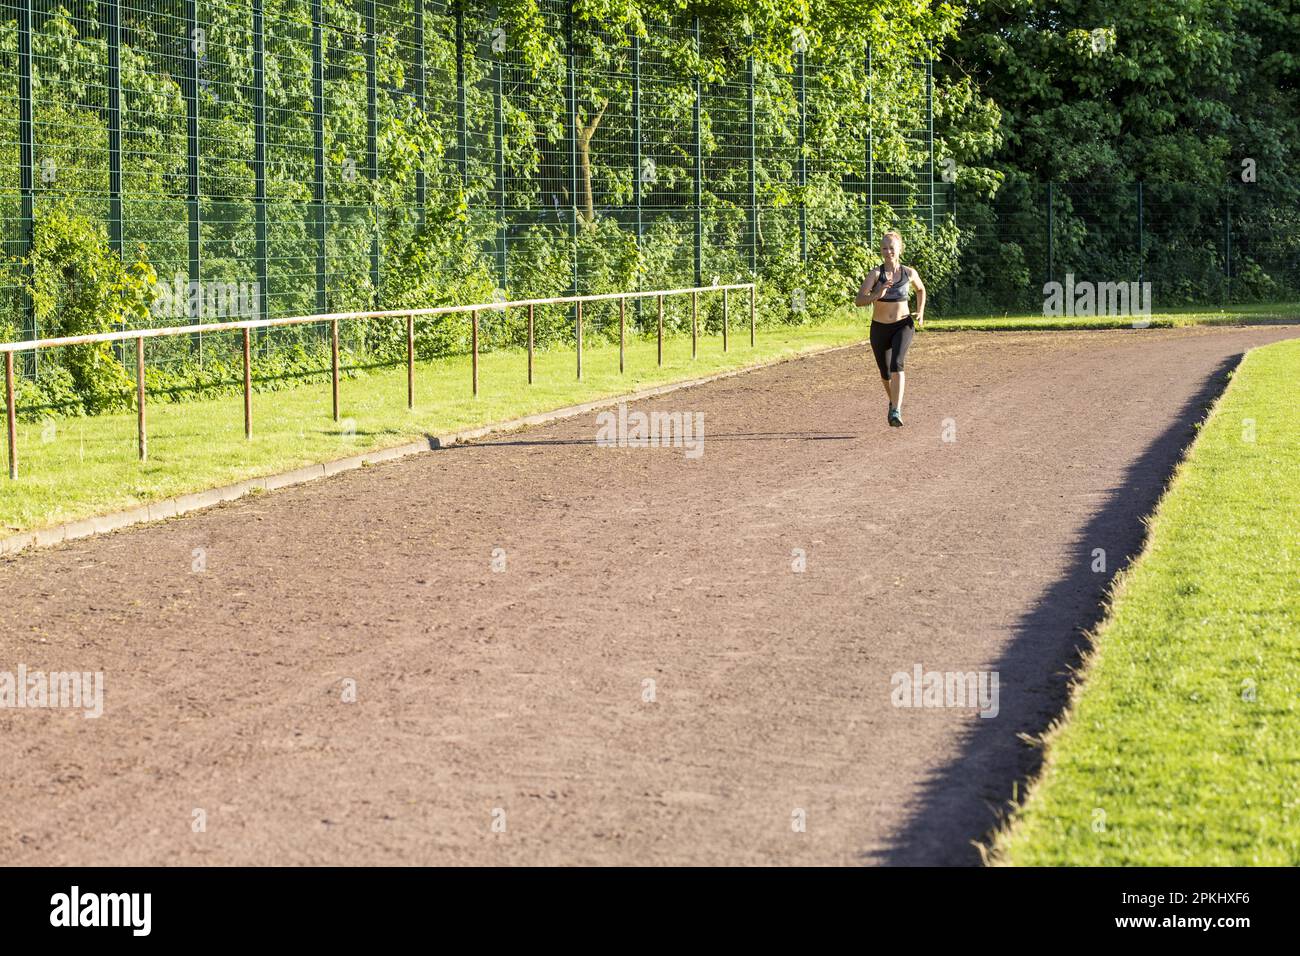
[882,230,904,250]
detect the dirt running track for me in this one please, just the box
[1,325,1295,866]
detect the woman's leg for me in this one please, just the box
[888,320,916,412]
[869,323,893,404]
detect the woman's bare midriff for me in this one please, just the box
[872,298,910,323]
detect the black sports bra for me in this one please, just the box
[874,264,911,302]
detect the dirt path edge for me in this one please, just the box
[0,338,867,560]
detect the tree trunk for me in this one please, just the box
[577,98,608,227]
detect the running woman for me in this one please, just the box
[854,231,926,426]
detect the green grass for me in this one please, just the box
[926,301,1300,332]
[992,337,1300,865]
[0,321,865,537]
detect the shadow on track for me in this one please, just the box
[456,431,856,449]
[868,352,1241,866]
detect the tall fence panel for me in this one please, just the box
[0,1,940,393]
[944,180,1300,316]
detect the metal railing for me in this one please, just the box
[1,283,758,480]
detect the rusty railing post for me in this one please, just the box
[527,303,534,384]
[242,327,252,439]
[691,289,698,358]
[471,309,478,396]
[657,294,663,366]
[331,318,340,422]
[750,283,756,346]
[576,300,583,380]
[136,336,147,461]
[5,351,15,479]
[406,314,414,409]
[619,297,625,373]
[722,287,729,352]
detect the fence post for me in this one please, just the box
[1046,182,1054,285]
[798,44,806,264]
[567,4,578,297]
[632,32,642,246]
[455,0,469,274]
[632,31,644,330]
[749,51,757,277]
[926,57,934,232]
[865,41,872,248]
[619,297,626,373]
[472,310,479,396]
[723,288,729,352]
[107,0,123,254]
[750,284,756,346]
[253,0,269,331]
[527,304,534,384]
[17,0,32,245]
[1136,180,1144,286]
[495,47,506,290]
[137,337,147,462]
[5,352,15,480]
[576,300,583,380]
[1225,190,1233,304]
[406,315,414,409]
[184,0,201,359]
[331,319,340,421]
[18,0,34,377]
[366,0,380,307]
[694,16,704,287]
[243,328,252,439]
[414,0,426,218]
[692,290,698,358]
[657,294,664,366]
[311,0,327,312]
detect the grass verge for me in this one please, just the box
[1,321,864,537]
[926,301,1300,332]
[991,337,1300,865]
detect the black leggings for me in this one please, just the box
[870,316,915,380]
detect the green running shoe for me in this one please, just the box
[888,407,903,427]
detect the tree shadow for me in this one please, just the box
[866,352,1241,866]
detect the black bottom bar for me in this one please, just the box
[0,866,1285,941]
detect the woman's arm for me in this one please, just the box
[910,269,927,325]
[855,269,883,307]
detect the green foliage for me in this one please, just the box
[13,364,86,422]
[143,341,345,405]
[12,205,156,416]
[941,0,1300,311]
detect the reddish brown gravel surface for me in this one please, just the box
[1,325,1295,866]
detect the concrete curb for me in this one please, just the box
[0,338,867,560]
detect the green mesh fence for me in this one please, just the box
[945,180,1300,316]
[0,1,937,383]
